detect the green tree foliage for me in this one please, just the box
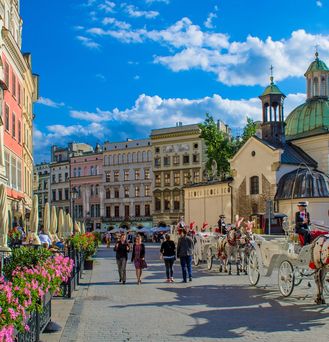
[199,114,257,179]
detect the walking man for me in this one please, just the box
[114,233,130,284]
[177,229,194,283]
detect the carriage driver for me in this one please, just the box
[218,215,227,235]
[295,201,311,245]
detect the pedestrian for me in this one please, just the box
[160,234,176,282]
[114,233,130,284]
[105,231,111,248]
[177,228,194,283]
[295,201,311,245]
[131,235,146,284]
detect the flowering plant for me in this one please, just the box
[70,233,97,259]
[0,253,74,342]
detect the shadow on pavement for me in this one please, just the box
[110,284,329,339]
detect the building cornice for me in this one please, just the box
[151,130,201,140]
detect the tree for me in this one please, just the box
[199,115,257,180]
[199,114,234,180]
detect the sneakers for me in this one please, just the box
[170,277,174,283]
[189,277,192,282]
[181,279,187,283]
[166,278,171,283]
[122,281,126,284]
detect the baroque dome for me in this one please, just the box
[275,168,329,200]
[285,98,329,140]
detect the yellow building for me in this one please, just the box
[151,123,206,225]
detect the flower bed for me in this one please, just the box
[0,250,73,342]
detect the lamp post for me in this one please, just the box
[71,187,79,224]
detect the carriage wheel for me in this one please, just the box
[293,269,303,287]
[207,248,213,270]
[248,249,260,286]
[323,271,329,296]
[193,245,200,266]
[278,260,295,297]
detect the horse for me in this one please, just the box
[238,221,254,275]
[217,226,242,275]
[309,234,329,304]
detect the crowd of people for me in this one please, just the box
[113,217,195,285]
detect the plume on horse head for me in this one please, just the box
[234,215,244,229]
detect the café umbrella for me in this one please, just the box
[0,184,10,252]
[29,195,41,245]
[43,203,51,236]
[58,209,64,239]
[50,206,58,241]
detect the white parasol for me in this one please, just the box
[58,209,64,239]
[29,195,41,245]
[0,184,10,252]
[43,202,51,236]
[74,221,81,234]
[50,206,59,241]
[81,222,86,234]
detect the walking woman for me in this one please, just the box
[160,234,176,282]
[131,235,146,284]
[114,233,130,284]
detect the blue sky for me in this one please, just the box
[21,0,329,162]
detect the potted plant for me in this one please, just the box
[70,233,97,270]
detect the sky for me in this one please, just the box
[20,0,329,162]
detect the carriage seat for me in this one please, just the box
[298,230,328,246]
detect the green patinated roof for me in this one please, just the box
[304,56,329,76]
[261,82,285,97]
[285,98,329,140]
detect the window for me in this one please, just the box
[52,190,56,201]
[4,62,9,87]
[78,167,81,177]
[124,205,130,218]
[183,171,190,185]
[114,206,120,217]
[155,174,161,187]
[174,192,180,210]
[73,168,77,177]
[154,158,161,167]
[164,156,170,166]
[183,155,190,164]
[17,160,21,191]
[124,170,129,181]
[95,184,99,195]
[106,206,111,218]
[174,172,180,185]
[95,204,100,217]
[164,192,170,210]
[164,173,170,186]
[90,166,94,175]
[155,195,161,211]
[58,173,62,182]
[65,172,69,181]
[135,186,140,197]
[58,189,62,201]
[52,174,56,183]
[105,172,111,182]
[145,185,150,197]
[5,152,9,181]
[114,188,119,198]
[18,83,21,106]
[173,155,180,165]
[144,169,150,180]
[250,176,259,195]
[65,189,69,200]
[114,170,119,182]
[12,113,16,138]
[12,73,16,97]
[106,188,111,199]
[124,187,129,198]
[5,105,9,131]
[90,204,95,217]
[155,147,160,153]
[135,169,140,180]
[193,143,198,149]
[193,170,200,183]
[11,155,16,188]
[135,205,140,217]
[193,154,199,163]
[145,204,150,216]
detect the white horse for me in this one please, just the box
[238,221,254,275]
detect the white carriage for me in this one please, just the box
[193,231,220,266]
[248,220,329,297]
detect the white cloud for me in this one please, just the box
[37,97,65,108]
[77,35,101,49]
[316,1,323,7]
[102,17,131,29]
[99,1,116,13]
[125,4,159,19]
[133,75,140,80]
[69,92,306,129]
[204,12,217,29]
[95,73,106,81]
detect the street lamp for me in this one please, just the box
[71,187,79,224]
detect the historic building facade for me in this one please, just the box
[0,0,38,224]
[70,146,103,231]
[151,123,206,225]
[102,139,153,228]
[33,162,50,220]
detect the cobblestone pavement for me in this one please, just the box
[60,244,329,342]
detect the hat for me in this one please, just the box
[297,201,308,207]
[219,215,225,218]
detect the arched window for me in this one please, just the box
[90,166,94,175]
[250,176,259,195]
[321,76,326,96]
[313,77,319,96]
[142,151,147,161]
[113,155,117,165]
[133,152,137,162]
[73,168,77,177]
[109,155,113,165]
[122,154,126,163]
[137,151,141,162]
[128,153,132,162]
[78,167,81,177]
[118,154,122,164]
[307,78,312,98]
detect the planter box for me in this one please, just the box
[84,259,94,270]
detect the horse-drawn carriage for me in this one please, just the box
[248,219,329,303]
[193,230,220,266]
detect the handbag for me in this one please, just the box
[141,259,148,269]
